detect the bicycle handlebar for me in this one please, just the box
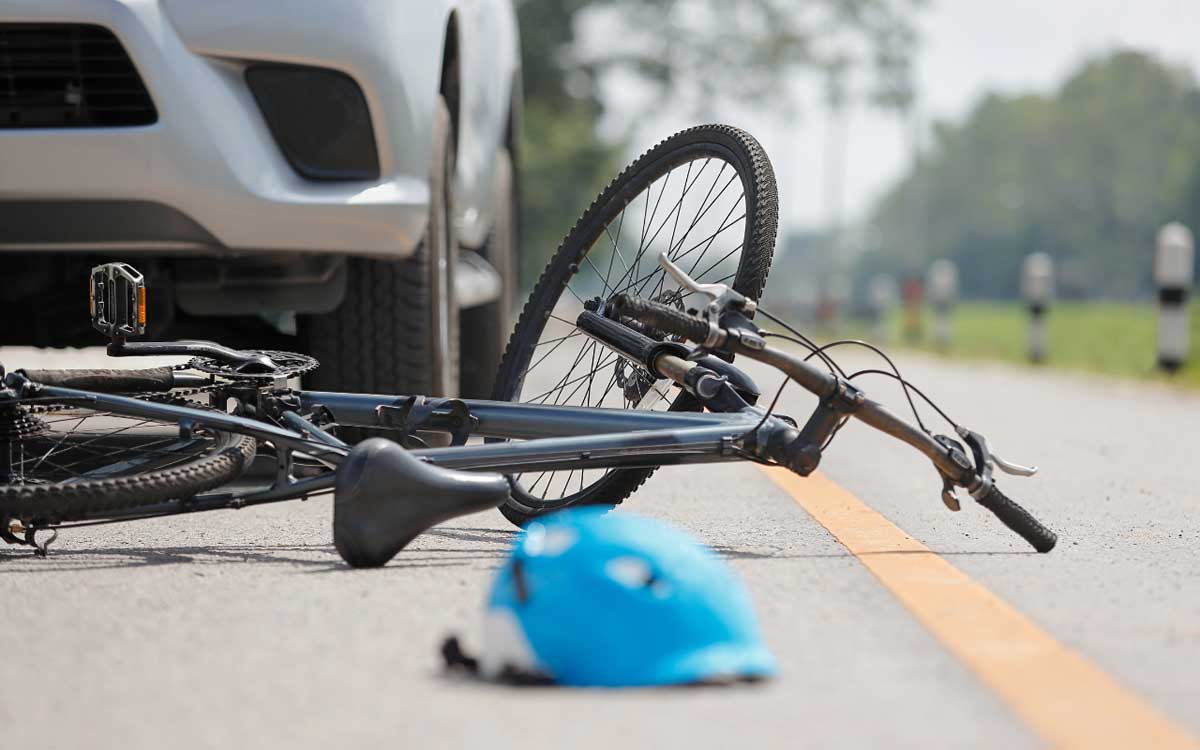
[613,294,1057,553]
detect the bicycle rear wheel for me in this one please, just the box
[492,124,777,525]
[0,394,256,524]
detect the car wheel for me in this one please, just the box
[460,147,517,398]
[301,96,459,398]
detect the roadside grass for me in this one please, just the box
[878,302,1200,388]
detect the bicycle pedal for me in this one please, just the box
[90,262,147,339]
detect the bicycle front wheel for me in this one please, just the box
[492,124,778,525]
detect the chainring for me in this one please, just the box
[188,350,318,381]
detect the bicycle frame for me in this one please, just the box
[303,391,776,473]
[29,383,795,524]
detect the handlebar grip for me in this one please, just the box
[576,310,659,368]
[974,483,1057,553]
[613,295,711,344]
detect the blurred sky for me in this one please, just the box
[599,0,1200,236]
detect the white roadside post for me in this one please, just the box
[1021,253,1054,363]
[867,274,898,342]
[926,260,959,350]
[1154,222,1194,372]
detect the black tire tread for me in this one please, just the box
[304,254,442,394]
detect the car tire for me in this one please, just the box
[301,96,459,398]
[459,147,517,398]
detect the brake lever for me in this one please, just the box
[991,452,1039,477]
[956,425,1039,479]
[658,253,756,320]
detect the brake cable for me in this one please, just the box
[758,320,932,435]
[751,320,964,452]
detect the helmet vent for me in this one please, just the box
[605,556,672,598]
[524,525,578,557]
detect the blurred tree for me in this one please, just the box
[515,0,924,289]
[576,0,922,113]
[860,50,1200,299]
[515,0,621,288]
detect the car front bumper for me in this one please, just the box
[0,0,449,258]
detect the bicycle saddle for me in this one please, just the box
[333,438,511,568]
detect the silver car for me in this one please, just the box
[0,1,521,398]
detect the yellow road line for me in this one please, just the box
[761,467,1197,750]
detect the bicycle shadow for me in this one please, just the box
[0,526,1033,573]
[0,526,520,574]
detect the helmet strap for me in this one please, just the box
[440,635,554,686]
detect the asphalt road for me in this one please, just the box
[0,343,1197,749]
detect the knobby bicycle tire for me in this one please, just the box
[492,124,778,525]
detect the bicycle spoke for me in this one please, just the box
[7,409,219,484]
[582,338,599,407]
[559,469,576,498]
[553,353,620,406]
[609,166,720,295]
[691,242,747,284]
[528,471,551,495]
[527,338,600,404]
[29,414,95,475]
[526,329,584,375]
[563,283,587,306]
[534,330,584,349]
[42,433,209,477]
[636,160,709,264]
[665,159,697,272]
[621,211,745,299]
[34,416,160,473]
[609,168,740,300]
[583,253,619,297]
[675,205,745,269]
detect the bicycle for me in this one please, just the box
[0,125,1055,565]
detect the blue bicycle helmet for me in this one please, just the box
[444,508,776,687]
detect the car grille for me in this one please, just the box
[0,23,157,128]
